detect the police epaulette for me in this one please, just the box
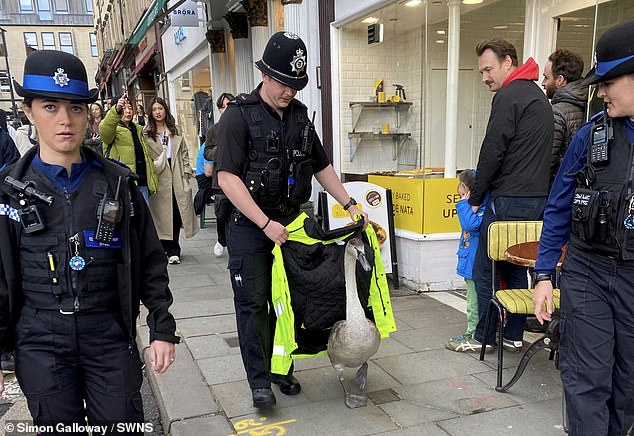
[232,93,259,106]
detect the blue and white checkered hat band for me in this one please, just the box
[0,204,21,222]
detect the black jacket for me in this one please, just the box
[0,146,179,352]
[550,79,587,182]
[0,129,19,167]
[470,79,553,206]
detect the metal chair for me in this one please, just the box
[478,220,562,392]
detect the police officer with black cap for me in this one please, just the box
[0,50,179,433]
[533,20,634,435]
[216,31,368,408]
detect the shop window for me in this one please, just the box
[37,0,52,20]
[24,32,38,52]
[90,33,98,57]
[0,70,10,92]
[59,32,74,54]
[42,32,56,50]
[20,0,34,12]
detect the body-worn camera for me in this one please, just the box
[3,176,54,233]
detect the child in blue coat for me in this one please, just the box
[446,170,489,350]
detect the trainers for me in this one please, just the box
[446,335,494,353]
[168,255,181,265]
[213,241,225,257]
[447,332,471,342]
[502,338,523,353]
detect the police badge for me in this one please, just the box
[53,68,70,87]
[290,48,306,76]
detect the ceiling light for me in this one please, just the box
[493,25,507,30]
[437,30,446,35]
[362,17,379,24]
[404,0,422,6]
[435,39,445,43]
[462,0,483,4]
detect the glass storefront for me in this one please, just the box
[172,57,212,165]
[338,0,527,176]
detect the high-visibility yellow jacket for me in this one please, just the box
[271,213,396,375]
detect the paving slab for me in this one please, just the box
[177,314,237,337]
[371,337,415,359]
[169,414,234,436]
[170,298,235,319]
[390,375,517,416]
[390,294,446,313]
[292,354,332,371]
[211,379,312,419]
[394,303,465,329]
[228,397,399,436]
[296,361,401,403]
[437,397,567,435]
[198,354,248,386]
[168,285,234,303]
[391,321,467,352]
[369,423,451,436]
[378,396,458,428]
[169,273,216,290]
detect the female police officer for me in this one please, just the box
[216,32,367,408]
[533,21,634,436]
[0,50,179,432]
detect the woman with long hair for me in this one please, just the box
[83,101,104,154]
[145,97,198,264]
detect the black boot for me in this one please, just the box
[1,351,15,372]
[252,388,276,408]
[271,373,301,395]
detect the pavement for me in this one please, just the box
[137,213,568,436]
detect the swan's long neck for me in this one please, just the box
[345,247,365,322]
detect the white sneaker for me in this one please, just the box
[168,255,181,265]
[213,241,225,257]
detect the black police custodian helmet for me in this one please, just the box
[583,20,634,85]
[14,50,99,103]
[255,31,308,91]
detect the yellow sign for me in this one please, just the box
[368,175,423,233]
[423,178,461,234]
[331,202,363,218]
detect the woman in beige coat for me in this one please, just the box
[145,97,199,264]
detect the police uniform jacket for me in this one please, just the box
[0,146,180,353]
[535,115,634,274]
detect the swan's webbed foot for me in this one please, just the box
[345,392,368,408]
[338,372,368,408]
[353,362,368,391]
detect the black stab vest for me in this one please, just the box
[570,117,634,260]
[19,166,122,312]
[237,96,314,218]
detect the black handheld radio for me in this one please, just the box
[590,104,613,165]
[95,176,122,244]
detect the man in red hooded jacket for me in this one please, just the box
[447,38,553,354]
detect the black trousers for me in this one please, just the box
[161,191,182,257]
[15,307,143,435]
[226,210,277,389]
[559,246,634,436]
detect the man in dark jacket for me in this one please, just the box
[0,108,19,167]
[447,38,553,354]
[0,50,179,432]
[542,49,587,183]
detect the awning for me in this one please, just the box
[133,49,156,75]
[112,45,129,72]
[129,0,168,45]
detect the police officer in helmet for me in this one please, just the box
[0,50,179,432]
[216,31,368,408]
[534,20,634,435]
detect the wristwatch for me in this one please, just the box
[534,273,553,283]
[343,197,357,211]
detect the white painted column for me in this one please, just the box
[234,38,254,94]
[444,0,460,179]
[283,0,322,136]
[251,26,270,87]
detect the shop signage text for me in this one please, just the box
[171,0,199,27]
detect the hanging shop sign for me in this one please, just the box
[171,0,199,27]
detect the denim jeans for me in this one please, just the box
[473,196,546,344]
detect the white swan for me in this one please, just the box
[327,237,381,408]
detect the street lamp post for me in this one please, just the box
[0,27,18,118]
